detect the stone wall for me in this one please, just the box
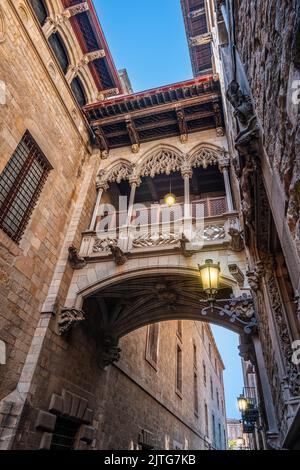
[234,0,300,242]
[99,320,227,450]
[0,0,94,400]
[12,319,226,450]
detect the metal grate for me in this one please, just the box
[0,131,52,243]
[50,416,80,451]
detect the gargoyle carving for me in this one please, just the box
[226,80,261,156]
[68,245,87,270]
[180,233,193,258]
[58,308,85,335]
[109,242,127,266]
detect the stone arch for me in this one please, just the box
[66,266,255,339]
[98,159,134,186]
[188,143,226,169]
[136,144,186,178]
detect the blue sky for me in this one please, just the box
[95,0,244,419]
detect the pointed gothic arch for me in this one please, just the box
[98,159,134,186]
[136,144,185,178]
[188,143,226,169]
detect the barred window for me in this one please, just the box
[0,131,52,243]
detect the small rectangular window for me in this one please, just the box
[176,343,183,395]
[193,372,199,416]
[145,323,159,369]
[0,131,52,243]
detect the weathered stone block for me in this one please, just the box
[35,410,56,432]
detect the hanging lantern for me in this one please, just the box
[198,259,221,297]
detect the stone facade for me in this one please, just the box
[217,0,300,450]
[2,0,300,452]
[99,321,226,450]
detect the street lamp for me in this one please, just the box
[197,261,258,335]
[198,259,221,298]
[237,395,249,413]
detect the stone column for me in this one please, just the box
[181,164,193,240]
[89,182,108,231]
[120,177,140,251]
[219,157,234,212]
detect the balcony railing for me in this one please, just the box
[80,196,238,258]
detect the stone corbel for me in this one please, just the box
[68,245,87,270]
[126,116,140,154]
[93,127,109,154]
[176,109,188,143]
[238,334,256,365]
[58,308,85,335]
[228,264,245,287]
[228,217,244,251]
[246,262,264,293]
[212,100,224,136]
[97,334,121,370]
[109,241,127,266]
[180,233,193,258]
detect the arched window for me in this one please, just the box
[29,0,48,26]
[71,76,87,107]
[48,32,69,74]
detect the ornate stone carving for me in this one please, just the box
[188,147,219,169]
[240,157,255,230]
[58,308,85,335]
[139,148,185,178]
[266,275,300,396]
[93,237,118,253]
[228,218,244,251]
[203,225,226,241]
[228,264,245,287]
[246,262,264,292]
[132,232,180,248]
[68,245,87,269]
[154,283,178,310]
[66,3,89,17]
[109,243,127,266]
[98,161,134,185]
[287,172,300,240]
[226,80,261,156]
[97,335,121,370]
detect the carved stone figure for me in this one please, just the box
[68,245,87,270]
[240,158,254,229]
[287,172,300,240]
[58,308,85,335]
[226,80,261,156]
